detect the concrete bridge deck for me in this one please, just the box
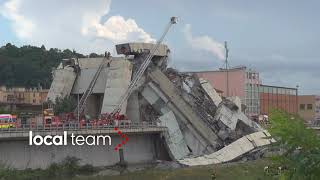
[0,123,167,140]
[0,123,169,169]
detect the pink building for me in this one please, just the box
[192,66,261,117]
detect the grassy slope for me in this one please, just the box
[74,159,275,180]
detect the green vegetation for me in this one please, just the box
[74,160,273,180]
[0,157,97,180]
[0,107,10,114]
[52,96,77,115]
[0,159,272,180]
[0,43,85,88]
[268,110,320,180]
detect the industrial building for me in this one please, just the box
[298,95,320,123]
[0,86,48,112]
[193,67,300,120]
[194,66,261,117]
[259,85,298,116]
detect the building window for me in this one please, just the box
[307,104,313,110]
[300,104,305,110]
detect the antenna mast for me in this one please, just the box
[225,41,229,97]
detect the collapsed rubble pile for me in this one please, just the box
[164,68,262,144]
[118,43,274,165]
[47,42,274,166]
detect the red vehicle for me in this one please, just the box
[43,108,64,128]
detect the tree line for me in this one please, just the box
[0,43,104,88]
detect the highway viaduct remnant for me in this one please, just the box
[0,124,169,169]
[0,40,273,169]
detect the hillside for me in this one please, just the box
[0,43,89,88]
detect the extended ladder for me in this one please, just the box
[74,53,111,114]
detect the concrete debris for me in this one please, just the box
[178,130,276,166]
[116,43,169,57]
[155,160,184,170]
[96,169,121,176]
[47,42,273,167]
[214,105,262,132]
[149,69,221,153]
[227,96,242,112]
[199,78,222,106]
[141,81,213,155]
[47,67,77,102]
[162,69,263,147]
[158,111,190,160]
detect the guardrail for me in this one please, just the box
[0,122,166,133]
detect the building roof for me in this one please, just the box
[260,84,297,90]
[298,95,317,98]
[185,66,253,74]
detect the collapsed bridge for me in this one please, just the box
[0,17,274,170]
[39,41,274,167]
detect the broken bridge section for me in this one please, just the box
[47,66,77,102]
[178,130,276,166]
[142,66,269,164]
[42,42,273,168]
[158,111,190,160]
[146,70,222,154]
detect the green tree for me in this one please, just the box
[0,44,88,88]
[268,109,320,180]
[89,53,103,58]
[53,96,76,115]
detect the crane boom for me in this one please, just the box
[110,17,178,115]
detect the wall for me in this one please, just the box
[195,68,261,117]
[26,91,40,105]
[244,70,260,116]
[316,96,320,122]
[39,90,48,104]
[196,69,245,98]
[83,94,103,118]
[70,58,133,115]
[260,85,298,116]
[298,95,315,123]
[0,87,48,105]
[46,67,77,102]
[0,134,166,169]
[0,90,5,102]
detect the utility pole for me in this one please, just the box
[77,93,80,122]
[296,85,299,114]
[225,41,229,97]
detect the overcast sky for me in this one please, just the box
[0,0,319,95]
